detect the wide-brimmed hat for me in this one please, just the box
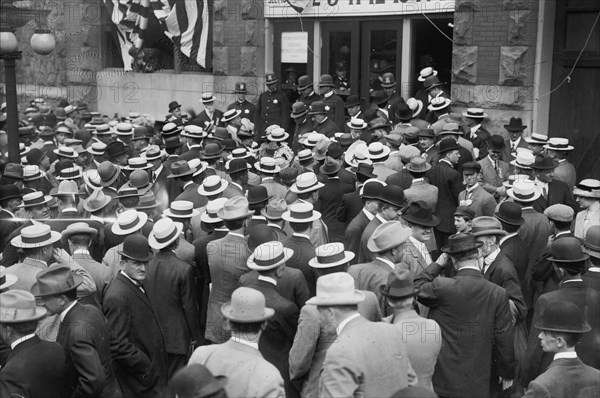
[418,67,438,82]
[197,175,229,196]
[83,189,112,213]
[18,191,52,209]
[366,142,391,160]
[267,127,289,142]
[378,185,406,208]
[367,221,412,253]
[221,287,275,322]
[221,109,242,123]
[347,118,367,130]
[200,143,223,160]
[427,96,451,111]
[116,184,141,199]
[401,201,440,227]
[180,125,207,139]
[163,200,200,219]
[137,191,161,210]
[438,122,462,137]
[299,132,323,147]
[31,264,83,297]
[3,163,23,180]
[308,242,355,269]
[405,157,431,173]
[406,97,424,118]
[544,204,574,223]
[282,202,321,223]
[495,201,524,226]
[504,117,527,132]
[524,133,548,145]
[93,124,112,136]
[584,225,600,259]
[533,300,591,333]
[217,196,252,221]
[573,179,600,198]
[255,157,281,174]
[260,198,287,220]
[0,290,47,323]
[379,268,420,299]
[313,139,331,161]
[471,217,507,237]
[441,233,483,255]
[506,181,541,202]
[423,75,443,91]
[372,90,389,105]
[247,241,293,271]
[548,237,589,263]
[437,138,461,155]
[53,146,79,159]
[319,157,342,175]
[308,101,328,115]
[510,151,535,170]
[306,272,365,306]
[111,210,148,235]
[290,172,324,194]
[544,137,574,151]
[531,155,559,171]
[118,234,153,262]
[463,108,488,119]
[290,102,309,119]
[11,224,61,249]
[115,123,134,136]
[0,266,18,290]
[149,218,183,250]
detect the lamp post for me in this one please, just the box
[1,0,55,163]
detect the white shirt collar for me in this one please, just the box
[554,351,578,360]
[466,183,480,192]
[120,270,142,287]
[183,181,194,190]
[323,90,334,99]
[376,256,396,270]
[73,248,90,256]
[228,232,245,239]
[231,336,259,350]
[376,214,388,224]
[556,231,571,237]
[562,278,583,283]
[336,312,361,336]
[11,334,36,350]
[412,177,424,183]
[267,223,282,230]
[499,232,518,246]
[2,209,15,217]
[459,265,482,272]
[362,208,375,220]
[59,301,78,322]
[439,159,453,167]
[292,232,310,240]
[257,275,277,286]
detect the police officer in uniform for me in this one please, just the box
[256,73,290,136]
[227,82,257,124]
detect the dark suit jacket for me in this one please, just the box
[322,93,346,130]
[385,168,413,189]
[500,234,533,309]
[0,336,66,398]
[318,178,355,242]
[484,252,527,322]
[358,215,384,263]
[344,210,372,265]
[145,251,200,354]
[532,232,578,298]
[178,146,202,162]
[426,161,463,234]
[519,208,553,295]
[189,109,224,129]
[58,302,123,398]
[103,273,168,398]
[532,179,578,213]
[314,117,339,138]
[336,189,363,227]
[468,126,491,160]
[415,264,515,398]
[523,357,600,398]
[0,209,21,253]
[283,234,317,297]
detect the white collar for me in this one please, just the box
[459,265,482,272]
[11,334,36,350]
[554,351,578,360]
[511,136,521,146]
[376,256,396,270]
[252,215,266,220]
[362,208,375,220]
[59,301,78,322]
[120,270,142,287]
[558,159,565,164]
[562,278,583,283]
[262,177,275,181]
[73,248,90,256]
[376,214,388,224]
[336,312,361,336]
[183,181,194,189]
[228,232,245,239]
[267,222,282,230]
[409,236,426,249]
[2,209,15,217]
[487,154,496,163]
[439,159,453,167]
[323,90,334,99]
[292,232,310,240]
[231,336,259,350]
[466,183,480,192]
[25,258,48,267]
[556,231,571,237]
[499,232,518,246]
[470,124,481,134]
[412,177,425,183]
[484,247,501,266]
[257,275,277,286]
[61,208,78,213]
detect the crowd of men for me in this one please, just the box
[0,67,599,398]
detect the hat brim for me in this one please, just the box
[494,213,524,226]
[52,149,79,159]
[347,121,367,130]
[573,188,600,198]
[199,152,223,160]
[504,125,526,132]
[167,167,198,179]
[464,112,488,119]
[437,144,461,155]
[306,290,365,306]
[405,163,432,173]
[31,275,83,297]
[197,180,229,196]
[308,251,355,269]
[281,209,322,223]
[319,165,341,175]
[83,196,112,213]
[11,230,61,248]
[533,321,591,334]
[531,160,559,170]
[222,110,243,123]
[221,302,275,322]
[118,249,154,263]
[111,212,148,235]
[472,229,507,238]
[547,253,589,263]
[418,71,438,82]
[401,213,440,228]
[254,164,282,174]
[412,102,424,118]
[247,248,293,271]
[260,208,285,220]
[379,285,421,299]
[367,147,392,160]
[524,137,548,145]
[100,169,120,187]
[506,188,541,202]
[441,241,484,255]
[0,273,18,290]
[352,169,376,179]
[290,181,325,194]
[267,133,290,142]
[509,159,532,169]
[216,209,253,221]
[0,305,47,323]
[543,144,574,151]
[61,226,98,242]
[427,100,451,112]
[163,208,200,219]
[148,223,183,250]
[291,111,309,119]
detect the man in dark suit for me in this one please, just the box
[415,234,516,398]
[317,157,355,242]
[337,164,377,227]
[426,139,463,250]
[170,160,208,209]
[227,82,257,123]
[463,108,492,160]
[0,289,66,398]
[245,242,300,398]
[0,184,22,251]
[33,264,123,398]
[256,73,290,134]
[290,102,314,151]
[343,180,382,263]
[103,234,168,398]
[189,93,224,130]
[531,155,578,213]
[146,218,200,377]
[318,74,345,130]
[309,101,338,138]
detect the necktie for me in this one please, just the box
[511,142,516,151]
[543,187,548,199]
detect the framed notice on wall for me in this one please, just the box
[281,31,308,63]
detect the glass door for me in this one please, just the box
[321,22,360,101]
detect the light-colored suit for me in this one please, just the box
[72,251,118,305]
[348,257,396,313]
[458,184,497,217]
[319,315,417,398]
[523,357,600,398]
[478,156,509,194]
[404,179,438,209]
[174,235,195,266]
[289,292,381,398]
[552,160,576,191]
[261,179,289,200]
[574,202,600,239]
[189,339,285,398]
[384,310,441,391]
[373,162,396,182]
[205,233,251,343]
[384,151,404,172]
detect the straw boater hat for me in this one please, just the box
[308,242,355,269]
[282,202,321,223]
[197,175,228,196]
[221,287,274,323]
[418,66,438,82]
[255,157,281,174]
[11,224,61,249]
[149,218,184,250]
[111,210,148,236]
[247,241,293,271]
[0,266,18,290]
[221,109,242,123]
[18,191,52,209]
[573,179,600,199]
[506,181,541,202]
[200,198,229,224]
[306,272,365,306]
[544,137,574,151]
[462,108,488,119]
[163,201,200,219]
[524,133,548,145]
[427,96,451,112]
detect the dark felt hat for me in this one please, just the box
[441,233,483,255]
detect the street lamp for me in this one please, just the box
[1,0,55,163]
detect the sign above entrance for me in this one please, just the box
[281,31,309,63]
[265,0,455,18]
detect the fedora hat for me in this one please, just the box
[200,143,223,160]
[347,118,368,130]
[226,158,249,174]
[18,191,52,209]
[379,268,420,299]
[427,96,451,112]
[168,160,197,179]
[137,191,160,210]
[471,217,507,237]
[367,221,412,253]
[149,218,183,250]
[164,136,182,150]
[548,237,589,263]
[11,224,61,249]
[247,186,270,205]
[201,92,216,103]
[438,122,462,137]
[503,117,527,132]
[510,151,535,170]
[221,109,242,123]
[115,122,134,136]
[105,141,129,159]
[308,101,328,115]
[0,184,21,203]
[261,198,287,220]
[163,200,200,219]
[0,290,47,323]
[418,67,438,82]
[366,142,391,160]
[574,179,600,199]
[345,95,360,108]
[401,201,440,227]
[395,103,413,121]
[584,225,600,259]
[197,175,229,196]
[313,138,331,161]
[111,210,148,235]
[61,222,98,246]
[290,172,324,194]
[442,233,483,255]
[0,266,18,290]
[309,242,355,269]
[544,137,574,151]
[168,101,182,112]
[507,181,541,202]
[524,133,548,145]
[405,157,431,173]
[463,107,488,119]
[437,138,461,155]
[297,75,313,90]
[217,196,252,221]
[359,179,385,199]
[180,125,207,139]
[265,73,278,85]
[337,133,353,147]
[247,241,293,271]
[372,90,389,105]
[255,157,281,174]
[534,300,591,333]
[221,287,275,322]
[423,75,443,91]
[544,204,574,223]
[352,163,377,179]
[83,189,112,213]
[53,146,79,159]
[319,157,341,175]
[418,128,435,139]
[169,364,228,398]
[118,234,153,262]
[86,142,107,156]
[378,185,406,208]
[3,163,23,180]
[495,201,524,226]
[531,154,558,170]
[162,122,182,137]
[406,97,424,118]
[282,202,321,223]
[454,205,475,221]
[267,127,289,142]
[290,102,309,119]
[306,272,365,306]
[31,264,83,297]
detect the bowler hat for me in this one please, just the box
[405,157,431,173]
[345,95,360,108]
[125,168,152,194]
[31,264,83,297]
[25,148,46,166]
[531,154,558,170]
[0,290,47,323]
[544,204,574,223]
[487,135,506,151]
[290,102,309,119]
[168,101,182,112]
[584,225,600,259]
[306,272,365,306]
[360,179,385,199]
[118,234,153,262]
[401,201,440,227]
[169,364,228,398]
[379,268,420,299]
[200,143,223,160]
[308,242,355,268]
[0,184,21,202]
[471,217,507,237]
[495,201,524,226]
[380,72,396,88]
[318,74,334,87]
[297,75,313,91]
[261,198,287,220]
[378,185,406,208]
[131,126,153,141]
[367,221,412,253]
[163,200,200,219]
[372,90,389,105]
[111,210,148,235]
[149,218,183,250]
[247,241,293,271]
[548,237,589,263]
[319,157,341,175]
[308,101,328,115]
[226,158,249,174]
[265,73,278,85]
[437,138,460,155]
[11,224,61,249]
[395,103,413,121]
[352,163,377,179]
[423,75,443,90]
[327,142,344,159]
[504,117,527,132]
[247,186,270,205]
[461,161,481,174]
[533,300,591,333]
[105,141,129,159]
[217,196,253,220]
[221,287,275,322]
[441,233,483,255]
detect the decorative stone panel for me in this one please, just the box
[452,46,478,84]
[503,0,533,11]
[499,46,528,85]
[213,47,229,75]
[454,10,474,45]
[508,10,532,45]
[241,47,258,77]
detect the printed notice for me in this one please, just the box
[281,32,308,63]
